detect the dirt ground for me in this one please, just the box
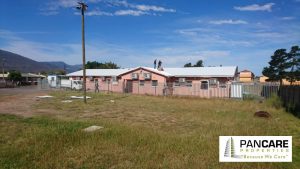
[0,86,50,117]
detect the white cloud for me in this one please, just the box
[0,29,153,67]
[114,10,148,16]
[209,19,248,25]
[280,16,295,20]
[41,0,175,16]
[234,3,275,12]
[253,32,284,39]
[135,5,175,12]
[85,9,113,16]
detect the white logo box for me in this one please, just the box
[219,136,292,162]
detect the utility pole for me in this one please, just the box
[77,2,88,103]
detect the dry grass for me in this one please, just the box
[1,91,300,169]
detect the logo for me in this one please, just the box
[224,137,242,158]
[219,136,292,162]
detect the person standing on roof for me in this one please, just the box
[158,60,162,69]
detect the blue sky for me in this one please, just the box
[0,0,300,75]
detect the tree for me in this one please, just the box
[184,62,192,67]
[286,46,300,84]
[8,70,22,82]
[47,70,66,75]
[85,61,120,69]
[194,60,204,67]
[262,49,289,85]
[184,60,204,67]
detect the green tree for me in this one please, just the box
[194,60,204,67]
[85,61,120,69]
[184,60,204,67]
[184,62,192,67]
[8,70,22,82]
[262,49,289,85]
[286,46,300,84]
[47,70,66,75]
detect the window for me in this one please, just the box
[139,80,145,86]
[106,79,110,84]
[174,81,180,87]
[112,76,117,82]
[152,80,158,87]
[143,73,151,79]
[131,73,138,79]
[51,77,55,81]
[200,81,208,90]
[209,78,218,88]
[179,78,185,83]
[219,82,227,88]
[186,81,192,87]
[112,76,118,85]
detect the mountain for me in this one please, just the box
[40,61,81,73]
[0,49,81,73]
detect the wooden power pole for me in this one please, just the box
[77,2,88,103]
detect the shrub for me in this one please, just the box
[266,94,282,109]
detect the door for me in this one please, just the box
[125,80,133,93]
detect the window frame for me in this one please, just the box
[200,80,209,90]
[209,78,218,88]
[186,80,192,87]
[139,80,145,86]
[151,80,158,87]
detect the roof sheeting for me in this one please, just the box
[21,73,46,78]
[163,66,237,77]
[119,67,172,77]
[66,69,132,77]
[66,66,237,78]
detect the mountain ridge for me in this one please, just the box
[0,49,81,73]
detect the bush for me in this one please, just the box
[266,94,282,109]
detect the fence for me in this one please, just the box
[37,78,51,90]
[37,79,300,117]
[41,80,283,99]
[0,80,17,88]
[230,83,279,99]
[279,85,300,117]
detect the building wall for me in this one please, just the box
[239,77,253,82]
[120,68,166,83]
[86,77,124,92]
[68,69,234,97]
[119,68,167,95]
[239,71,254,82]
[170,77,231,98]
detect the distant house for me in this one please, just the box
[238,70,254,82]
[259,76,300,85]
[0,73,9,81]
[66,66,238,97]
[21,73,45,85]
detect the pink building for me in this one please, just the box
[66,66,238,98]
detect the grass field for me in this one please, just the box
[1,91,300,169]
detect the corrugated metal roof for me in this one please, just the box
[66,69,132,77]
[163,66,237,77]
[66,66,237,77]
[134,67,172,77]
[21,73,46,78]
